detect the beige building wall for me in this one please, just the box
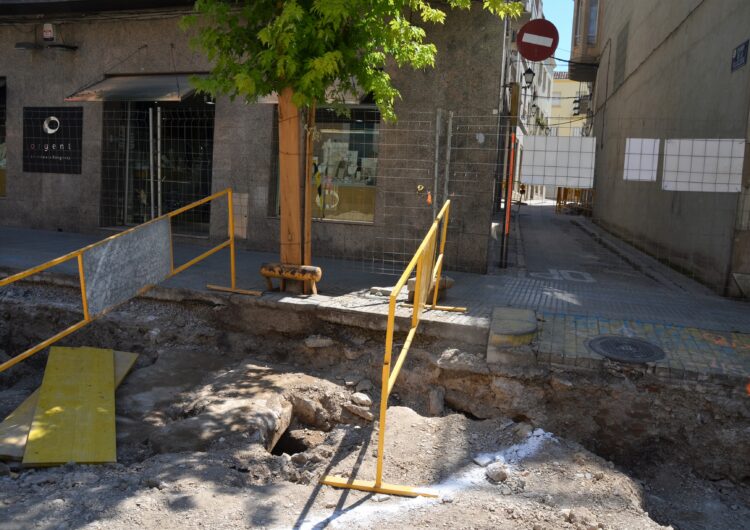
[549,72,589,137]
[588,0,750,294]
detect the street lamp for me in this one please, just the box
[523,67,535,88]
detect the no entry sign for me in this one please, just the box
[517,19,559,62]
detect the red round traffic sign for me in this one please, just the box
[517,19,559,62]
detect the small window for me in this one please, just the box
[551,92,562,106]
[0,78,6,197]
[587,0,599,45]
[614,22,629,89]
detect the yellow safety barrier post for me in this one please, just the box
[0,188,258,374]
[321,200,466,498]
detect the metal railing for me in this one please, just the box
[0,188,258,373]
[321,199,466,498]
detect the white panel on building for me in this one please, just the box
[520,135,596,189]
[623,138,659,181]
[662,139,744,193]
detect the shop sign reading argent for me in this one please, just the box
[23,107,83,174]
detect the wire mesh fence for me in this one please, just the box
[93,99,747,292]
[100,97,215,236]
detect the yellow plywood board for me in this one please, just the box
[22,347,119,466]
[0,350,138,460]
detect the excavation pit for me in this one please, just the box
[0,282,748,529]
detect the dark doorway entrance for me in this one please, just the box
[100,95,215,235]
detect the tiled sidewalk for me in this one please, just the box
[1,207,749,387]
[535,312,750,384]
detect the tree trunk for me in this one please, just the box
[278,87,302,267]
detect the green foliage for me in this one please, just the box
[183,0,523,121]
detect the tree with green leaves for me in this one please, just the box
[183,0,522,277]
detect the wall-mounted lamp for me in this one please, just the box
[523,67,535,88]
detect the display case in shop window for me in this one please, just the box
[313,121,378,223]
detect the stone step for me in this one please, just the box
[487,307,538,365]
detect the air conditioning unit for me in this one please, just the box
[579,95,591,115]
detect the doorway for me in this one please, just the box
[100,95,215,235]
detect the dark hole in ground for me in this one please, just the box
[271,429,310,456]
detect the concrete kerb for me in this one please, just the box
[0,266,491,346]
[3,266,747,388]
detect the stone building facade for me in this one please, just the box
[570,0,750,296]
[0,1,512,274]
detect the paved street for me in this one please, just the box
[1,203,749,385]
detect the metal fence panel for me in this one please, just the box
[83,217,172,316]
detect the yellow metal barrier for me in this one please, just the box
[321,200,466,498]
[0,188,259,374]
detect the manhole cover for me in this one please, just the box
[587,335,665,364]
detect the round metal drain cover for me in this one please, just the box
[587,335,665,364]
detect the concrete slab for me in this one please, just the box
[489,307,538,347]
[487,308,538,365]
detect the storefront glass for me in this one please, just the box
[312,107,379,222]
[100,95,215,234]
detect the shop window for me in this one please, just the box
[0,78,6,197]
[313,107,379,223]
[270,106,380,222]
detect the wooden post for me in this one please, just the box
[303,103,316,293]
[278,87,303,268]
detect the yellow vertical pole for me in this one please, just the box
[168,220,175,275]
[76,253,91,322]
[431,202,451,308]
[412,255,423,329]
[375,296,397,488]
[227,188,237,290]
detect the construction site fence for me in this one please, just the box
[322,199,465,497]
[0,188,255,374]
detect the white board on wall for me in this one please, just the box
[624,138,659,182]
[662,138,744,193]
[520,136,596,189]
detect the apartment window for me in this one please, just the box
[614,22,629,89]
[587,0,599,45]
[551,92,562,106]
[574,0,582,46]
[0,78,6,197]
